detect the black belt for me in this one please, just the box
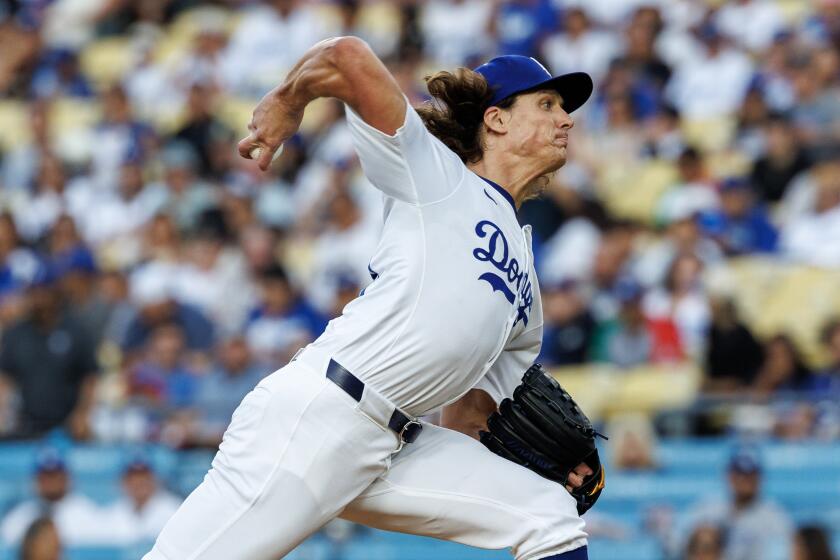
[325,359,422,450]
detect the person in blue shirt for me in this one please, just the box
[491,0,558,59]
[245,265,326,366]
[698,177,778,255]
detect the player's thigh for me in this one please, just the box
[341,423,587,560]
[145,363,395,560]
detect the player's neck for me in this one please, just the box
[466,159,545,210]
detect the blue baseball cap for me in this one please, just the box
[474,55,593,113]
[34,448,67,474]
[728,447,762,475]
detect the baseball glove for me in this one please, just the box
[479,364,606,515]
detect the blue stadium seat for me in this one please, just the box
[588,537,664,560]
[341,531,509,560]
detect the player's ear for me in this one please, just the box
[483,106,510,135]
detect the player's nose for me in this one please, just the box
[557,109,574,131]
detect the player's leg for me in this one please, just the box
[144,361,397,560]
[341,423,588,560]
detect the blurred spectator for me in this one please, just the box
[103,456,181,545]
[620,7,672,96]
[752,334,815,396]
[0,449,101,546]
[793,525,836,560]
[607,413,658,471]
[306,188,380,314]
[780,156,840,266]
[75,157,166,251]
[172,83,231,178]
[88,85,155,192]
[698,177,778,256]
[122,262,214,358]
[488,0,557,59]
[714,0,784,53]
[173,219,257,336]
[788,48,840,145]
[245,265,325,366]
[541,7,619,84]
[811,319,840,394]
[154,142,218,233]
[220,0,335,96]
[677,447,793,560]
[128,323,201,413]
[636,210,723,292]
[665,23,753,119]
[656,147,718,229]
[0,264,98,439]
[420,0,493,67]
[591,276,683,367]
[750,114,812,204]
[684,524,725,560]
[9,154,69,242]
[49,221,110,344]
[643,253,710,357]
[703,297,764,394]
[0,100,51,192]
[0,214,39,327]
[19,517,61,560]
[169,8,231,95]
[539,280,595,366]
[99,269,136,348]
[641,104,687,161]
[535,179,608,285]
[186,335,267,446]
[29,48,93,99]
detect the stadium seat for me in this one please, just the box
[79,38,135,88]
[597,160,678,225]
[588,536,664,560]
[552,363,702,420]
[0,100,29,150]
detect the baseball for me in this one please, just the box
[250,144,283,164]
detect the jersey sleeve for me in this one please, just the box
[344,98,465,205]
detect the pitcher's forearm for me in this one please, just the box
[274,37,387,118]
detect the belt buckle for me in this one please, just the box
[395,420,422,452]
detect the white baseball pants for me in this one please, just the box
[342,422,588,560]
[143,361,587,560]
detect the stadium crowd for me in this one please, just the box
[0,0,839,559]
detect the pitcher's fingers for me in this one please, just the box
[567,471,584,488]
[256,146,275,171]
[574,462,594,477]
[238,135,258,159]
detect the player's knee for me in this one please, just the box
[511,492,587,560]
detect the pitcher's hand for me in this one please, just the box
[238,88,304,171]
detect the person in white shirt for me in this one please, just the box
[144,39,596,560]
[103,457,181,546]
[420,0,493,67]
[714,0,785,53]
[542,7,620,85]
[0,450,101,547]
[666,24,754,119]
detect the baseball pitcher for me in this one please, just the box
[143,37,602,560]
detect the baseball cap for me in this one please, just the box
[473,55,593,113]
[123,452,154,474]
[34,448,67,474]
[728,447,762,475]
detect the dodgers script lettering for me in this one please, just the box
[472,220,534,326]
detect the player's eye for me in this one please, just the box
[541,99,553,110]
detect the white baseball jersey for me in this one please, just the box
[300,98,544,415]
